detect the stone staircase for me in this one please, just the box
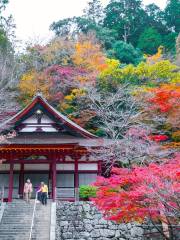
[32,201,51,240]
[0,200,51,240]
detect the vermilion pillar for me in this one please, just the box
[19,163,24,198]
[74,156,79,201]
[98,160,102,175]
[52,161,56,202]
[8,162,14,202]
[74,157,78,188]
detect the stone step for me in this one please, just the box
[0,200,51,240]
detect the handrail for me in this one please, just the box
[29,192,38,240]
[1,186,4,203]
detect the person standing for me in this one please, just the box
[40,182,48,205]
[23,179,33,203]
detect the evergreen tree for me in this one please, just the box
[145,4,167,35]
[108,40,143,64]
[164,0,180,32]
[103,0,146,45]
[138,27,162,54]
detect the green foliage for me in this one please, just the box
[79,185,97,200]
[165,0,180,32]
[137,28,162,55]
[162,32,178,53]
[108,41,143,64]
[95,26,118,50]
[95,128,106,137]
[0,0,10,49]
[0,28,7,48]
[103,0,145,45]
[171,131,180,142]
[145,4,167,35]
[50,0,179,57]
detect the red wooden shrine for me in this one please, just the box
[0,93,102,202]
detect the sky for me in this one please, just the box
[5,0,167,45]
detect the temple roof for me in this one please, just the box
[6,132,106,147]
[0,93,96,139]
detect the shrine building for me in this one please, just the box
[0,93,102,202]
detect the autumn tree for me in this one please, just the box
[92,154,180,239]
[73,33,107,74]
[87,85,168,167]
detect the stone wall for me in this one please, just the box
[56,201,156,240]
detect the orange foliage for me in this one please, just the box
[146,46,163,64]
[148,84,180,128]
[73,34,107,75]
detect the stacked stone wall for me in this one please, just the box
[56,201,165,240]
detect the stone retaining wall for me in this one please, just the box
[56,201,156,240]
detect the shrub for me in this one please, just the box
[79,185,97,200]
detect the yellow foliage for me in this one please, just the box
[146,46,164,64]
[64,88,86,102]
[104,60,180,84]
[64,95,74,101]
[100,58,120,78]
[172,131,180,142]
[60,88,86,113]
[19,70,50,103]
[60,102,70,111]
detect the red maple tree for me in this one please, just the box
[92,153,180,239]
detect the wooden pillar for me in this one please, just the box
[49,163,52,199]
[19,164,24,198]
[74,156,79,188]
[8,162,14,202]
[52,160,56,202]
[98,160,102,176]
[74,156,80,201]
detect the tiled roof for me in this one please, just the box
[0,94,97,139]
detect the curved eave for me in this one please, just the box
[0,95,97,139]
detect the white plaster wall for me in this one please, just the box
[14,164,21,171]
[41,126,58,132]
[78,163,98,171]
[56,164,74,171]
[24,164,49,170]
[0,164,10,171]
[23,114,53,124]
[20,125,58,132]
[20,126,37,132]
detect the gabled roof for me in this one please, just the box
[0,93,97,139]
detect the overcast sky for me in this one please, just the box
[5,0,167,45]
